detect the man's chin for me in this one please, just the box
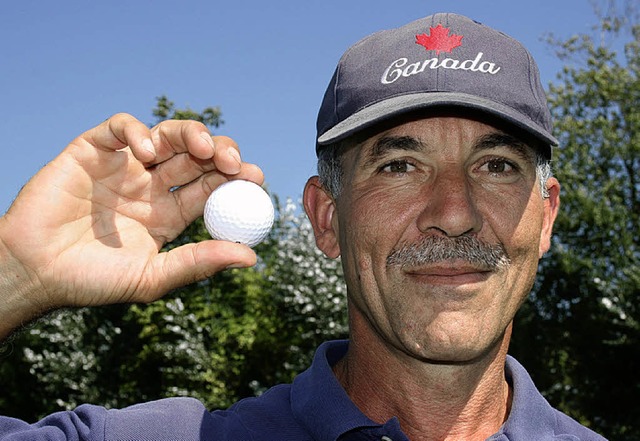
[396,332,509,366]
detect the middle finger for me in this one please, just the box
[149,120,243,176]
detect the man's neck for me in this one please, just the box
[333,318,513,441]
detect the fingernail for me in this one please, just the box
[200,133,215,155]
[227,148,241,166]
[142,138,156,156]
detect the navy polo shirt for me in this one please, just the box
[0,340,606,440]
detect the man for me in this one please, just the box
[0,13,606,441]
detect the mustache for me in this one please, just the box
[386,235,510,270]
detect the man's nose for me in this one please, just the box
[416,169,483,237]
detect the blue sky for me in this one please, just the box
[0,0,599,214]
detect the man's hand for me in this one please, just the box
[0,113,263,338]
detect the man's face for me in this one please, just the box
[307,115,559,363]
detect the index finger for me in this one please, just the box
[150,120,242,176]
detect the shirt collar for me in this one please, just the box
[291,340,382,440]
[497,355,560,440]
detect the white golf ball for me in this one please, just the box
[203,180,274,248]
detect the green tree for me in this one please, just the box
[510,3,639,439]
[260,198,348,384]
[152,94,223,127]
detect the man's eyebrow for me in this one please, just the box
[474,133,536,161]
[362,135,425,167]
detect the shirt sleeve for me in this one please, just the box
[0,397,211,441]
[0,404,107,440]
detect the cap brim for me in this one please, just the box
[317,92,558,154]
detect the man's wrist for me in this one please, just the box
[0,217,46,340]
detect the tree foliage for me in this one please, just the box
[152,95,223,128]
[510,3,639,439]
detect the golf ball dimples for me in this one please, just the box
[204,180,274,248]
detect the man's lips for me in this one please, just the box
[402,262,494,285]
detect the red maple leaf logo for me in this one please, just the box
[415,24,463,54]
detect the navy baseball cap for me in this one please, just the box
[316,13,557,157]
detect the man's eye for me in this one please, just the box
[481,158,517,174]
[381,160,415,174]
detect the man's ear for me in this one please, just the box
[303,176,341,258]
[539,177,561,258]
